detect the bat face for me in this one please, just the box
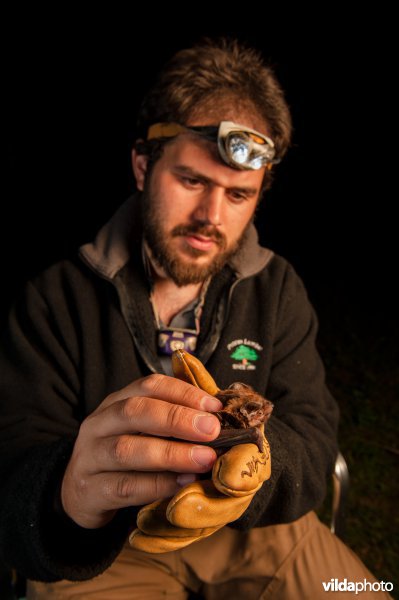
[216,383,274,429]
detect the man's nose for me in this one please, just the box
[192,187,223,226]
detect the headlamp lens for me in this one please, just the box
[249,154,266,170]
[223,127,276,170]
[228,134,250,165]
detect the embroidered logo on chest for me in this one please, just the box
[227,339,263,371]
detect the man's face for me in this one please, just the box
[138,132,265,286]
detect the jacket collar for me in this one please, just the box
[79,193,274,281]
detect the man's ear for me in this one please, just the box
[131,146,149,191]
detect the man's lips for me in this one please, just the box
[184,234,217,251]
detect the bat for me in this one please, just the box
[172,350,273,453]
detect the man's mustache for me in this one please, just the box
[171,224,226,247]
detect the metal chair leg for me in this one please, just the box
[331,450,350,539]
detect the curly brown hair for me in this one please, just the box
[135,37,293,191]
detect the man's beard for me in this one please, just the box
[140,185,252,287]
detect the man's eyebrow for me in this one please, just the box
[173,165,211,184]
[173,165,259,196]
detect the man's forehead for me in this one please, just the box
[170,133,221,165]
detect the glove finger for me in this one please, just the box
[137,498,220,538]
[166,480,253,529]
[172,350,220,395]
[129,526,221,554]
[212,437,271,497]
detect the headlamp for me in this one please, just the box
[146,121,280,171]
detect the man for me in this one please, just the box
[0,39,391,599]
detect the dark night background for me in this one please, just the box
[3,9,398,595]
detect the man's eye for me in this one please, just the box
[230,192,247,203]
[181,177,201,187]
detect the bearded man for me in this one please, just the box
[0,38,390,599]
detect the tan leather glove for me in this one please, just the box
[129,351,272,553]
[129,481,252,553]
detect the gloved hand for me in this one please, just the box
[129,351,271,553]
[129,481,252,553]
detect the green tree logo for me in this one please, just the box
[230,345,259,365]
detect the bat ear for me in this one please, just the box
[227,382,253,391]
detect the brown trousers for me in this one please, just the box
[27,512,393,599]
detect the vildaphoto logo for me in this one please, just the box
[227,339,263,371]
[322,578,393,594]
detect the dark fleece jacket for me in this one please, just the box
[0,195,339,582]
